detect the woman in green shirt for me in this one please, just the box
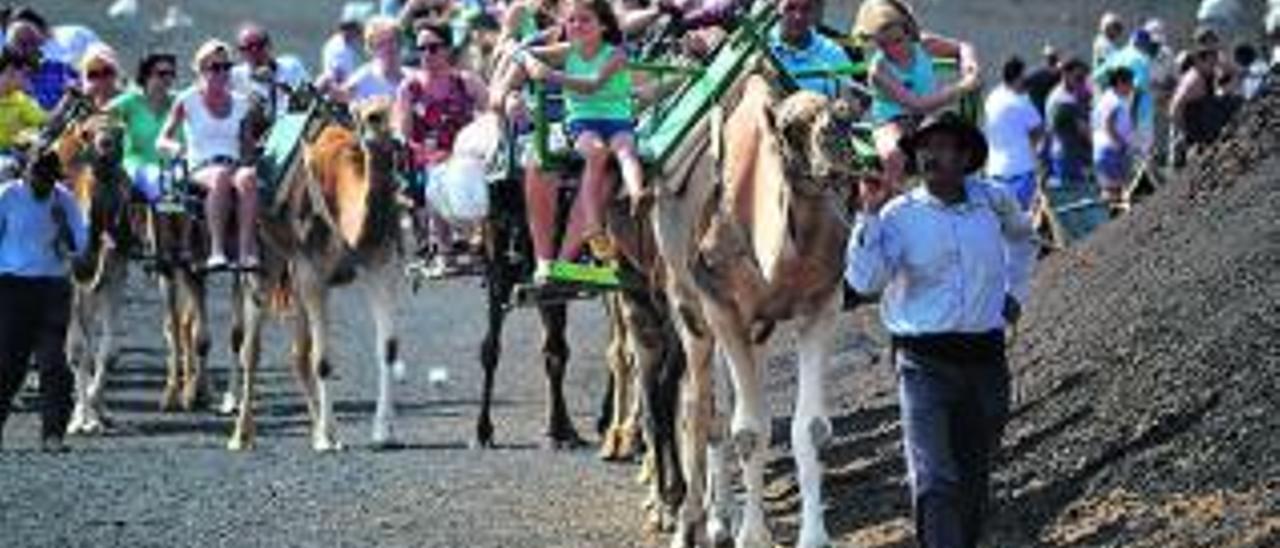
[518,0,643,275]
[107,53,178,204]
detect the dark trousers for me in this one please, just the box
[895,342,1011,548]
[0,275,73,443]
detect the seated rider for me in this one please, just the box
[0,49,45,174]
[393,24,487,275]
[854,0,980,193]
[107,52,180,206]
[769,0,855,98]
[156,40,260,270]
[517,0,645,283]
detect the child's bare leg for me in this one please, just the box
[523,162,558,263]
[559,133,611,261]
[610,133,647,213]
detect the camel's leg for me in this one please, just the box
[706,351,735,547]
[295,261,340,452]
[289,291,319,425]
[65,292,93,434]
[793,295,838,548]
[367,260,403,447]
[704,303,770,548]
[182,272,214,411]
[159,276,183,412]
[220,275,246,416]
[670,293,714,548]
[623,290,685,534]
[476,272,508,448]
[600,294,635,461]
[228,278,262,451]
[539,303,582,449]
[86,277,123,423]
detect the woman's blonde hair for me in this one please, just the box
[191,39,232,72]
[364,15,399,51]
[79,43,119,74]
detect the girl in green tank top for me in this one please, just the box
[514,0,646,276]
[854,0,981,194]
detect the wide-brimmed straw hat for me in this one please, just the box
[853,0,918,40]
[899,112,989,175]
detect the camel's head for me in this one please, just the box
[355,98,395,144]
[771,90,865,190]
[76,114,125,164]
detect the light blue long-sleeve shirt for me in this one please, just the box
[0,180,88,279]
[845,178,1036,336]
[769,27,855,98]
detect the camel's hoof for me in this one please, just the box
[643,503,676,534]
[217,392,238,416]
[636,452,656,485]
[544,427,586,451]
[796,524,831,548]
[598,426,624,461]
[708,514,733,547]
[312,433,344,453]
[180,381,209,412]
[159,383,181,412]
[808,416,833,450]
[227,434,253,452]
[731,429,761,460]
[371,421,398,449]
[670,519,706,548]
[391,360,407,383]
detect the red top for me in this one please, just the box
[403,72,475,168]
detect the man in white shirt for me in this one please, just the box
[846,113,1035,548]
[231,24,311,115]
[983,56,1043,211]
[321,3,372,87]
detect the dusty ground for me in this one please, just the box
[2,1,1272,547]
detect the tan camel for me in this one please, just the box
[654,74,863,548]
[227,101,407,451]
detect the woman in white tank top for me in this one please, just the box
[156,40,259,270]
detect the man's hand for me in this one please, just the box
[525,58,553,82]
[1002,294,1022,325]
[858,176,893,214]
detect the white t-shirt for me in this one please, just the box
[232,55,311,102]
[344,63,410,104]
[983,84,1043,177]
[180,88,250,165]
[321,34,362,83]
[1091,89,1132,152]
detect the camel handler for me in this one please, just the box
[0,149,88,452]
[845,112,1036,548]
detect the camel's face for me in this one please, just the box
[81,116,124,163]
[773,91,863,189]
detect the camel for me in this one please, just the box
[227,100,407,451]
[652,74,863,547]
[54,113,133,435]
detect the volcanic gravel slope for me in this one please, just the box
[991,87,1280,547]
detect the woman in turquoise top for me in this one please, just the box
[517,0,644,280]
[106,53,178,205]
[855,0,980,193]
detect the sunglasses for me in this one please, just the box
[240,39,269,52]
[86,67,117,80]
[417,42,448,54]
[203,61,234,74]
[152,67,177,79]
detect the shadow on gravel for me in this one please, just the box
[765,404,907,546]
[989,391,1222,545]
